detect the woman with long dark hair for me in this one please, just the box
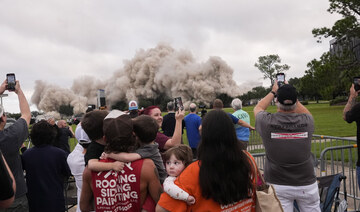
[156,109,257,212]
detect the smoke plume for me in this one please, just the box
[31,43,247,114]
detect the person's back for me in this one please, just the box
[56,120,74,154]
[254,83,319,212]
[184,103,201,157]
[91,158,149,211]
[162,102,176,137]
[22,120,70,212]
[231,98,250,144]
[80,114,162,212]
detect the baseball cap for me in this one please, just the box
[75,124,91,144]
[0,105,4,117]
[105,110,126,119]
[103,111,133,143]
[277,84,297,105]
[128,100,138,111]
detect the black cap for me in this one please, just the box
[277,84,297,105]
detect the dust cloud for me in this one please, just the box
[31,43,250,114]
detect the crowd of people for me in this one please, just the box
[1,76,360,212]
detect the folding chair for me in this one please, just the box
[294,174,347,212]
[318,174,347,212]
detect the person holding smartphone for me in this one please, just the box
[141,105,185,153]
[343,82,360,190]
[0,76,31,211]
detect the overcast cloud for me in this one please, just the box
[0,0,341,113]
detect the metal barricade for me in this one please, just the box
[319,144,359,211]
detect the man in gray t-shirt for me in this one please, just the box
[254,82,320,212]
[0,79,31,212]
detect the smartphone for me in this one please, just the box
[354,76,360,91]
[276,73,285,87]
[174,97,184,111]
[6,73,16,91]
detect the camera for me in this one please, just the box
[6,73,16,91]
[354,76,360,91]
[276,73,285,87]
[174,97,184,111]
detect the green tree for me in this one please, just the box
[312,0,360,68]
[59,104,73,116]
[111,101,128,111]
[254,54,290,85]
[312,0,360,41]
[239,86,270,105]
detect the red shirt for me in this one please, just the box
[155,132,169,152]
[91,159,144,212]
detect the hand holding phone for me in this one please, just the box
[6,73,16,91]
[276,73,285,87]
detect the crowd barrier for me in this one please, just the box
[248,132,359,211]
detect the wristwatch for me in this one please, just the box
[270,91,276,97]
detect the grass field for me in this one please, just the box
[65,102,356,151]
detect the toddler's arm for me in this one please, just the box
[163,176,195,205]
[88,159,124,172]
[102,152,141,162]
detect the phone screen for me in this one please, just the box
[6,73,16,91]
[277,74,285,82]
[174,97,184,111]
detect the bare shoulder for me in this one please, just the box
[142,158,156,170]
[141,159,157,179]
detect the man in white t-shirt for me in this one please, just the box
[67,124,91,212]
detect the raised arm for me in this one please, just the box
[15,81,31,126]
[0,80,30,126]
[343,84,360,120]
[293,100,311,115]
[164,109,185,150]
[254,82,278,117]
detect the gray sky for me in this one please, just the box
[0,0,340,113]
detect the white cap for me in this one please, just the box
[75,124,91,144]
[104,110,126,120]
